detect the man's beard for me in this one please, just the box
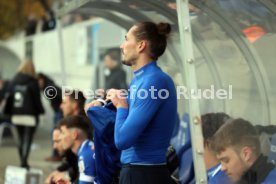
[122,60,132,66]
[122,57,137,66]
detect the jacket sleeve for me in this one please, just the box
[30,80,45,115]
[114,80,165,150]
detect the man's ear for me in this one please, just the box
[137,40,147,53]
[203,140,209,148]
[240,146,252,163]
[72,101,78,111]
[72,129,78,140]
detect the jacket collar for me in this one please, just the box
[239,154,275,184]
[134,61,157,77]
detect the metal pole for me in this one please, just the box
[175,0,207,183]
[56,19,67,85]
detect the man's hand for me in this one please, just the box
[45,171,58,184]
[55,179,71,184]
[45,171,70,184]
[85,100,103,114]
[106,89,128,108]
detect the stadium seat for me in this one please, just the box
[179,148,195,184]
[170,113,195,184]
[171,113,191,156]
[268,133,276,164]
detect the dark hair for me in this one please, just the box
[37,72,54,89]
[65,89,86,116]
[53,125,60,131]
[133,22,171,60]
[58,115,92,138]
[210,118,260,156]
[105,48,121,62]
[201,112,230,141]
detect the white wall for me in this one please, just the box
[2,18,125,129]
[4,18,125,92]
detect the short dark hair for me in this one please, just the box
[58,115,92,138]
[53,125,60,131]
[210,118,260,156]
[105,48,121,62]
[65,89,86,116]
[133,22,171,60]
[201,112,230,141]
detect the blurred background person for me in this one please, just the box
[37,72,63,161]
[5,60,44,169]
[0,79,11,123]
[60,89,93,140]
[0,79,11,103]
[60,90,86,117]
[103,48,128,90]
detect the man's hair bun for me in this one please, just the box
[157,23,171,38]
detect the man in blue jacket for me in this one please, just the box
[106,21,177,184]
[58,115,96,184]
[211,118,276,184]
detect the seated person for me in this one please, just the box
[0,79,10,102]
[0,79,11,123]
[60,89,86,117]
[210,118,276,183]
[201,113,233,184]
[45,127,78,184]
[59,115,96,184]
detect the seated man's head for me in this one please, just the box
[59,115,92,154]
[60,90,86,117]
[52,127,66,156]
[210,118,260,182]
[201,112,230,169]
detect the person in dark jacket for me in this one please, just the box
[0,79,10,102]
[201,113,233,184]
[37,73,62,120]
[103,48,128,90]
[6,60,44,169]
[0,79,11,123]
[38,72,63,161]
[210,118,276,184]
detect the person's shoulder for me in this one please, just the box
[12,73,35,84]
[211,170,233,184]
[151,67,173,81]
[81,141,95,158]
[145,70,174,88]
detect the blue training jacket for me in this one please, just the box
[77,140,96,184]
[87,103,121,184]
[115,62,178,164]
[262,168,276,183]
